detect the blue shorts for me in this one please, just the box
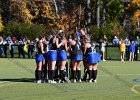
[87,52,101,64]
[96,53,101,62]
[129,45,135,52]
[35,53,45,63]
[71,54,83,61]
[43,52,49,60]
[57,50,67,61]
[48,50,57,61]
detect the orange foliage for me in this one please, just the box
[132,0,140,3]
[10,0,84,31]
[11,0,33,23]
[40,1,82,31]
[0,15,4,32]
[130,0,140,22]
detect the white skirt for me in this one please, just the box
[101,47,105,52]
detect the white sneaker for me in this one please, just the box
[103,59,106,61]
[58,80,61,83]
[36,80,42,83]
[59,80,64,83]
[50,80,57,84]
[89,79,92,83]
[48,80,51,83]
[93,79,97,83]
[64,77,71,83]
[78,79,82,83]
[73,79,76,83]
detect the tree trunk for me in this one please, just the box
[137,17,140,27]
[78,4,81,27]
[101,0,107,27]
[0,0,11,24]
[87,0,91,24]
[53,0,60,19]
[96,0,100,28]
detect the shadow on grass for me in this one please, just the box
[0,78,35,83]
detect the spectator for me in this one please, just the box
[3,40,8,58]
[134,36,140,60]
[119,39,126,61]
[6,35,11,41]
[0,36,5,57]
[124,36,130,60]
[112,36,119,45]
[8,40,14,58]
[124,36,130,44]
[101,39,106,61]
[135,36,140,45]
[129,41,135,61]
[23,41,28,58]
[18,41,25,58]
[28,41,35,58]
[12,36,17,43]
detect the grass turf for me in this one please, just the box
[0,58,140,100]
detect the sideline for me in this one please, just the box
[0,82,18,88]
[131,85,140,95]
[0,81,10,83]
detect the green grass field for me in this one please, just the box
[0,58,140,100]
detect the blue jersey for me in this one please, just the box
[129,44,135,52]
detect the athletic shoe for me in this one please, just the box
[36,80,42,83]
[50,80,57,84]
[58,80,61,83]
[71,79,76,83]
[64,77,71,83]
[78,79,82,83]
[58,80,64,83]
[48,80,51,83]
[93,79,97,83]
[103,59,106,61]
[89,79,93,83]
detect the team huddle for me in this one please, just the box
[35,30,101,83]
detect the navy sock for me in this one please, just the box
[92,70,97,80]
[88,70,92,80]
[38,70,42,80]
[77,70,81,80]
[48,70,51,80]
[73,70,76,80]
[35,70,38,81]
[83,69,88,80]
[70,68,73,80]
[51,70,55,80]
[43,69,47,79]
[60,70,64,81]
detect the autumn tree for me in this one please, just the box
[11,0,33,23]
[0,15,4,32]
[0,0,4,32]
[128,0,140,27]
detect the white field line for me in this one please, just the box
[117,74,140,76]
[98,74,140,77]
[0,83,18,88]
[0,74,139,83]
[0,81,10,83]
